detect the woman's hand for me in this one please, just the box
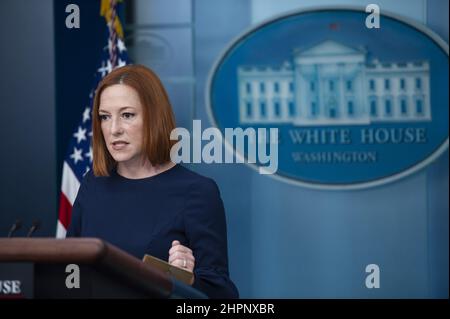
[168,240,196,275]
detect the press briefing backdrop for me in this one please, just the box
[0,0,448,298]
[191,0,448,298]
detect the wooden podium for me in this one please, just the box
[0,238,207,299]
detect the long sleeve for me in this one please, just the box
[184,178,239,299]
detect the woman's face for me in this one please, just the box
[98,84,145,167]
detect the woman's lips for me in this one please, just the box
[111,141,129,150]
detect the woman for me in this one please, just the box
[67,64,239,299]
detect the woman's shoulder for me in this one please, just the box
[174,165,220,193]
[81,169,103,183]
[78,169,111,189]
[175,165,216,183]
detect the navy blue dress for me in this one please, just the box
[67,164,239,299]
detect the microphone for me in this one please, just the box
[27,220,41,237]
[7,219,23,237]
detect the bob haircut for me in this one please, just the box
[92,64,176,176]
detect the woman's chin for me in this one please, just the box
[111,154,132,163]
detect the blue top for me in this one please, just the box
[67,164,239,299]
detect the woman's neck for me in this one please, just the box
[117,159,175,179]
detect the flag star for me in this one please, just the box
[117,38,127,53]
[70,147,83,164]
[88,131,93,137]
[106,60,113,74]
[73,126,87,144]
[82,107,91,123]
[83,166,90,176]
[118,58,126,68]
[85,146,93,163]
[97,60,109,77]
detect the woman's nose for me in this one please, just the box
[111,117,124,135]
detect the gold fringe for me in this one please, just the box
[100,0,124,39]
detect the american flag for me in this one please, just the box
[56,0,130,238]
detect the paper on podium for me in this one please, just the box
[142,254,194,286]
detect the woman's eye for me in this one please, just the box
[99,114,109,121]
[122,112,135,119]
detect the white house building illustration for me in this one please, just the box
[237,40,431,125]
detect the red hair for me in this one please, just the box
[91,64,176,176]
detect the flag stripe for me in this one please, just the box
[61,161,81,205]
[58,192,73,229]
[56,220,68,239]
